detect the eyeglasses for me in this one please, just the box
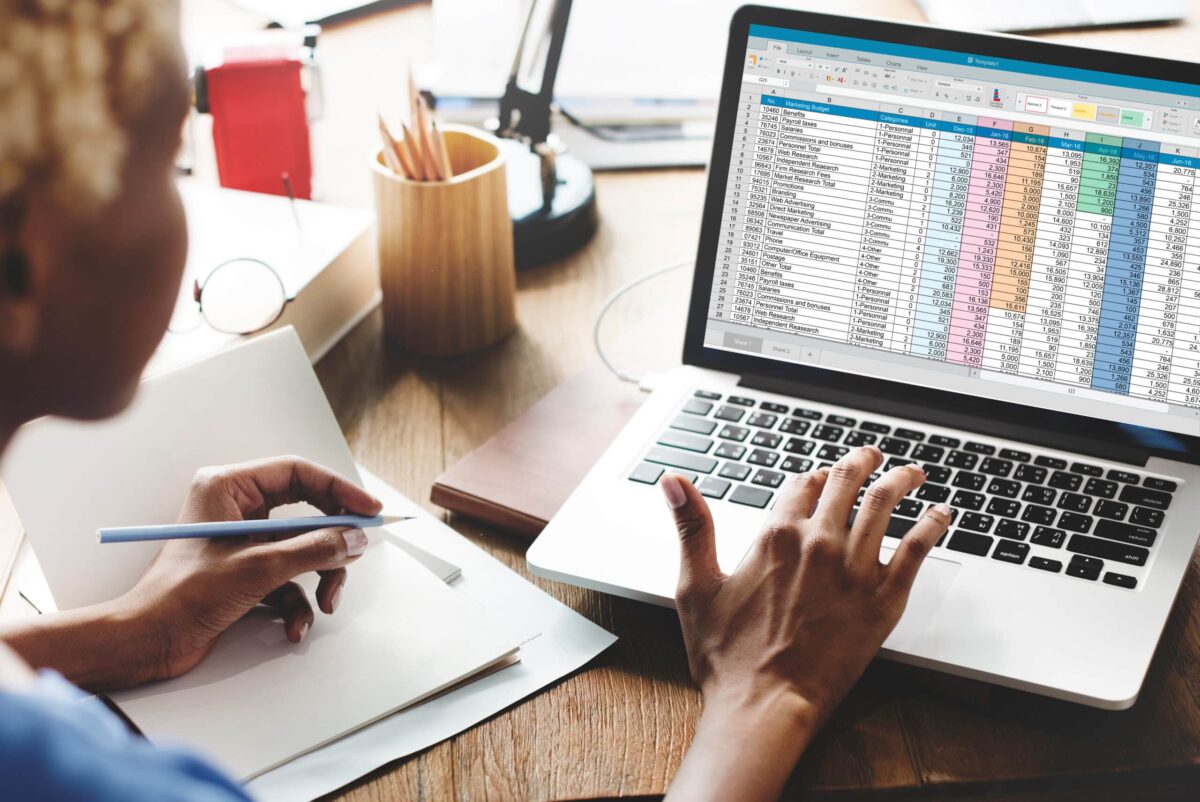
[168,258,293,336]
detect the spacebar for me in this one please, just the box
[846,509,916,538]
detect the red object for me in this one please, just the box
[204,58,313,199]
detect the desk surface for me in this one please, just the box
[20,1,1200,798]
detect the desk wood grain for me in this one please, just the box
[184,2,1200,798]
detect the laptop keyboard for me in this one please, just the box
[628,388,1182,591]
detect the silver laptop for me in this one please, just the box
[528,5,1200,709]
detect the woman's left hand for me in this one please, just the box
[119,456,382,681]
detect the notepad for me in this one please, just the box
[1,327,522,779]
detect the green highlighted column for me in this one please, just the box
[1078,133,1122,215]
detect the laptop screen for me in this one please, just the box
[702,22,1200,437]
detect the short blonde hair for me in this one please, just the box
[0,0,182,215]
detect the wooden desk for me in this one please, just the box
[139,1,1200,798]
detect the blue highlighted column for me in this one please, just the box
[1091,137,1159,394]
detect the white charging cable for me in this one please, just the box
[592,260,692,392]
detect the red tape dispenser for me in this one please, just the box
[194,26,323,199]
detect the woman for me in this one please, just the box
[0,2,951,800]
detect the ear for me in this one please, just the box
[0,221,44,359]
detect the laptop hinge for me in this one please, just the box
[739,373,1150,466]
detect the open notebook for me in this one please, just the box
[0,328,522,779]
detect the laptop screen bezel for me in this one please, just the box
[682,4,1200,463]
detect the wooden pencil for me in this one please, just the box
[431,120,454,179]
[399,122,427,181]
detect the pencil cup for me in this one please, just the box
[371,124,517,356]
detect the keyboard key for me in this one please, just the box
[812,425,844,442]
[715,406,745,422]
[878,437,911,456]
[951,490,985,511]
[986,498,1020,518]
[718,425,751,443]
[844,431,878,447]
[1058,512,1093,533]
[780,418,810,435]
[1119,485,1173,510]
[760,401,789,414]
[1031,526,1065,548]
[979,457,1013,477]
[1107,470,1140,484]
[884,457,915,471]
[727,396,755,407]
[714,442,746,460]
[945,451,978,470]
[1021,505,1056,525]
[986,478,1020,498]
[694,389,722,400]
[929,434,960,448]
[729,485,772,508]
[719,462,752,481]
[894,427,926,441]
[671,414,717,435]
[895,498,924,518]
[845,509,916,539]
[951,471,986,491]
[1070,461,1103,477]
[792,407,822,420]
[747,412,779,429]
[1056,492,1091,513]
[1103,572,1137,589]
[996,519,1030,540]
[752,469,785,489]
[959,512,994,533]
[682,399,713,416]
[1083,478,1117,499]
[666,470,699,485]
[947,530,994,556]
[1029,556,1062,573]
[916,483,951,503]
[999,448,1031,462]
[1014,464,1047,484]
[1093,519,1157,548]
[827,414,856,427]
[783,438,815,455]
[698,477,731,499]
[1066,556,1102,581]
[751,432,782,449]
[964,441,995,455]
[860,421,890,434]
[1021,486,1056,505]
[645,447,718,474]
[923,465,952,484]
[1144,477,1178,492]
[747,449,780,467]
[1094,499,1128,521]
[817,444,849,461]
[628,462,664,485]
[657,430,714,454]
[1048,471,1082,491]
[1130,506,1163,528]
[780,456,813,473]
[1035,455,1067,469]
[992,539,1029,564]
[912,444,945,462]
[1067,534,1149,566]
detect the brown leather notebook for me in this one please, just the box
[431,361,646,537]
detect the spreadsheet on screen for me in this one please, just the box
[705,25,1200,436]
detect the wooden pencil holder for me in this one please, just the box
[371,124,517,356]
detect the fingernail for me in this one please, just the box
[330,583,343,613]
[298,621,309,641]
[343,528,368,556]
[933,503,952,517]
[660,475,687,509]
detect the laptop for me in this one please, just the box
[527,5,1200,709]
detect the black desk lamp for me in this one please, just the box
[494,0,597,268]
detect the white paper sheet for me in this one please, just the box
[246,466,618,802]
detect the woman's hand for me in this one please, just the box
[662,445,952,802]
[0,457,381,691]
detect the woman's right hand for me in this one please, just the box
[661,445,952,802]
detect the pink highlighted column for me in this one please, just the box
[947,116,1012,366]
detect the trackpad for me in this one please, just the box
[880,551,961,652]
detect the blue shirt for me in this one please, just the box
[0,670,250,802]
